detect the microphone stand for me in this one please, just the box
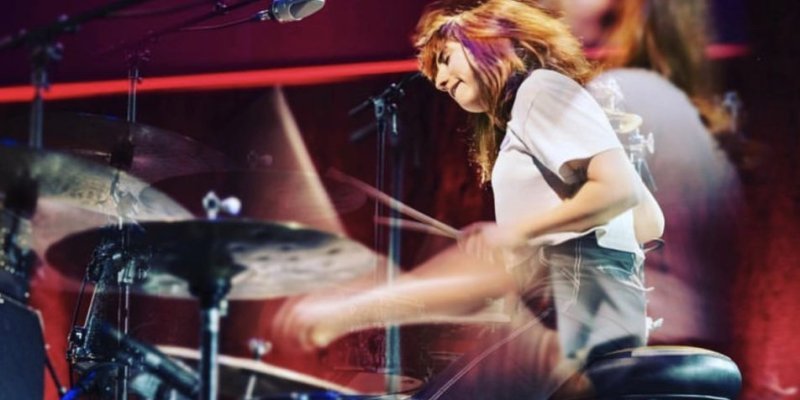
[349,73,421,393]
[0,0,157,149]
[100,0,265,57]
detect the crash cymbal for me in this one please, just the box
[46,219,376,300]
[0,145,191,221]
[0,112,238,182]
[604,109,644,134]
[146,170,367,222]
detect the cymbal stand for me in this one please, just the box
[348,72,421,394]
[66,234,151,400]
[0,0,158,149]
[191,194,241,400]
[194,273,231,400]
[588,77,657,191]
[625,127,657,191]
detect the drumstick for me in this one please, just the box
[327,168,461,238]
[374,216,459,239]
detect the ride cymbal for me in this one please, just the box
[0,112,238,182]
[0,145,191,221]
[46,219,376,300]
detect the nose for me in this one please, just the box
[435,68,449,92]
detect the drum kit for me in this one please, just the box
[0,91,394,399]
[0,1,438,399]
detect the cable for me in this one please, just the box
[108,0,210,18]
[180,13,258,31]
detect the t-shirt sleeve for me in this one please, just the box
[509,69,623,184]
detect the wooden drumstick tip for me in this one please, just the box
[310,328,335,348]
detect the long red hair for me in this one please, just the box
[413,0,595,183]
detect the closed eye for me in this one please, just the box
[436,51,451,66]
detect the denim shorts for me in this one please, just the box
[411,235,648,399]
[536,235,648,361]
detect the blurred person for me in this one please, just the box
[272,1,664,398]
[542,0,744,346]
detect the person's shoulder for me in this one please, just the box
[514,69,584,114]
[514,69,595,115]
[594,68,688,100]
[519,68,583,94]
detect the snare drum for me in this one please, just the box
[151,345,360,400]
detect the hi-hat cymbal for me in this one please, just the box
[0,145,191,221]
[46,219,376,300]
[0,112,238,182]
[604,109,644,134]
[146,170,367,222]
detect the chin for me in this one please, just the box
[458,100,489,113]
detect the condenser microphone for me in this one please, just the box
[100,324,200,398]
[256,0,325,23]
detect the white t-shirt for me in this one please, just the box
[491,69,642,262]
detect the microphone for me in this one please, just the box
[61,365,118,400]
[256,0,326,22]
[100,324,200,398]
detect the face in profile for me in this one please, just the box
[434,41,488,113]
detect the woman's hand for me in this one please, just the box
[458,221,527,263]
[271,294,350,353]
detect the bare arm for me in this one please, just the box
[632,181,665,243]
[508,148,643,240]
[274,245,515,350]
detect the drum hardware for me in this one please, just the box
[66,226,155,400]
[2,147,186,387]
[605,109,643,135]
[203,191,242,220]
[716,91,763,169]
[247,151,274,169]
[62,362,126,400]
[49,219,376,399]
[591,76,658,190]
[0,145,192,222]
[0,145,189,400]
[0,0,158,149]
[158,345,361,400]
[48,219,376,300]
[149,171,367,225]
[0,179,37,301]
[67,234,152,365]
[347,72,424,396]
[0,145,187,399]
[244,338,272,400]
[622,122,657,191]
[722,91,743,136]
[3,2,335,399]
[0,112,240,183]
[102,324,201,398]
